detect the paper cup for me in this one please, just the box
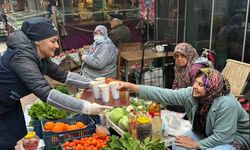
[98,84,110,103]
[95,77,105,84]
[109,81,120,100]
[90,81,101,99]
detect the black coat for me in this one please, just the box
[108,24,132,48]
[0,30,68,149]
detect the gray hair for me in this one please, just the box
[112,18,123,24]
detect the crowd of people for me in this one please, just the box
[0,12,249,150]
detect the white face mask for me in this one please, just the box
[94,35,105,43]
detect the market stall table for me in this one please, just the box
[81,88,130,107]
[121,50,173,81]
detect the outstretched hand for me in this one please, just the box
[89,103,113,115]
[117,81,139,93]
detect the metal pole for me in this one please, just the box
[146,6,150,42]
[139,0,151,84]
[209,0,215,50]
[155,0,158,41]
[183,0,187,42]
[242,0,250,61]
[176,0,179,43]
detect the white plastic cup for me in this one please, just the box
[90,81,101,99]
[95,77,105,84]
[109,81,120,100]
[98,84,110,103]
[156,45,164,52]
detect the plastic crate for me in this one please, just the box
[33,119,43,139]
[89,115,101,124]
[42,114,96,150]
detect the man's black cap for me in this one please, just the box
[109,13,123,20]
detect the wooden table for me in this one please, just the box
[121,50,173,81]
[81,88,130,107]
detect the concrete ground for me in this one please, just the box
[0,42,38,149]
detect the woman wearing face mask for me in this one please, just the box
[81,25,118,79]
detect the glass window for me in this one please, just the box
[185,0,212,54]
[156,0,185,44]
[212,0,248,70]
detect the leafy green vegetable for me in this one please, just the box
[130,98,148,112]
[28,100,71,125]
[54,85,69,94]
[103,133,165,150]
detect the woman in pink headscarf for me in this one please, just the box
[170,43,211,112]
[173,43,210,89]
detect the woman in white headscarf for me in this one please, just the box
[81,25,118,80]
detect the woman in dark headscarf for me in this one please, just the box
[117,68,249,150]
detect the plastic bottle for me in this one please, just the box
[22,131,40,150]
[151,112,163,141]
[136,111,152,142]
[148,102,161,118]
[128,110,137,139]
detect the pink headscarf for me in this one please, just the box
[173,43,199,88]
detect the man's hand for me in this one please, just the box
[175,136,199,149]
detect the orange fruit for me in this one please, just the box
[68,125,79,131]
[75,122,85,129]
[51,122,67,132]
[44,122,55,131]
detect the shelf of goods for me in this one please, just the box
[6,10,48,31]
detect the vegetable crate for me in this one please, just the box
[42,114,96,150]
[33,119,43,138]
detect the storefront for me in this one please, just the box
[56,0,141,50]
[155,0,250,69]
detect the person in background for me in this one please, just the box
[16,0,25,11]
[108,12,132,48]
[139,0,155,42]
[169,43,211,112]
[173,43,211,89]
[118,68,249,150]
[81,25,117,79]
[48,0,57,17]
[0,17,112,150]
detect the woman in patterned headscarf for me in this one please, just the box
[117,68,249,150]
[192,68,231,137]
[173,43,210,89]
[170,43,211,112]
[81,25,118,79]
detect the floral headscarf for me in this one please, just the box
[173,43,199,88]
[193,68,231,137]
